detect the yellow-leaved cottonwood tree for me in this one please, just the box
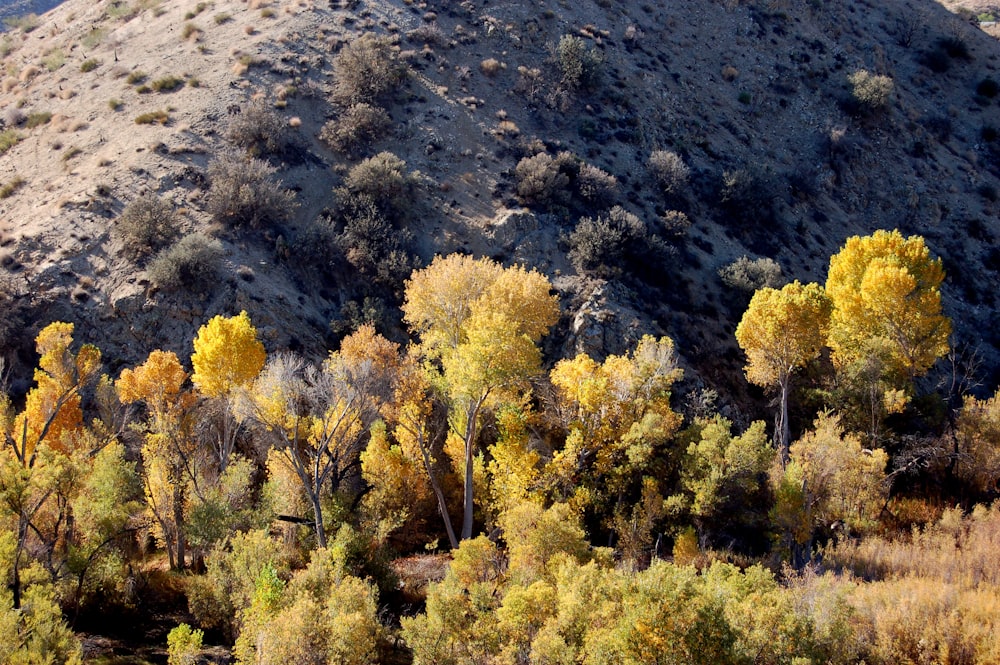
[402,254,559,542]
[735,281,831,463]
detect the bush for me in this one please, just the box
[556,34,602,91]
[848,69,894,112]
[115,193,179,260]
[718,256,784,293]
[318,103,391,157]
[568,205,646,276]
[24,111,51,128]
[514,152,573,207]
[80,58,99,73]
[207,149,296,229]
[152,75,185,92]
[167,624,203,665]
[0,129,21,155]
[226,99,292,157]
[341,151,415,218]
[576,163,619,205]
[331,33,407,106]
[126,70,147,85]
[148,234,224,292]
[338,199,413,285]
[659,210,691,238]
[135,110,169,125]
[648,149,690,196]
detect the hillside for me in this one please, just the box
[0,0,998,402]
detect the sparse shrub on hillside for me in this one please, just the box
[339,199,413,285]
[182,22,202,41]
[576,163,619,205]
[135,110,169,125]
[659,210,691,238]
[293,217,340,276]
[80,58,99,73]
[207,149,296,229]
[127,70,147,85]
[0,273,27,350]
[514,152,573,207]
[0,130,22,155]
[318,103,391,157]
[0,175,25,199]
[568,205,646,277]
[115,193,180,261]
[718,256,784,293]
[480,58,502,76]
[148,233,223,292]
[331,33,407,106]
[151,75,185,93]
[848,69,894,113]
[42,48,65,72]
[340,151,415,218]
[226,99,292,157]
[24,111,51,128]
[648,149,690,196]
[3,13,39,33]
[556,34,601,91]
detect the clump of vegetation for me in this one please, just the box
[80,59,100,73]
[339,151,416,219]
[126,70,148,85]
[226,99,292,157]
[214,12,232,24]
[42,48,66,72]
[115,193,180,261]
[556,34,602,91]
[108,98,123,111]
[719,166,777,225]
[718,256,785,293]
[576,163,619,205]
[148,233,224,291]
[0,175,25,199]
[318,103,391,157]
[568,205,647,277]
[0,129,22,155]
[338,199,413,285]
[151,75,185,92]
[182,23,202,41]
[331,33,407,106]
[135,109,170,125]
[207,149,296,229]
[3,12,40,33]
[848,69,894,113]
[480,58,502,76]
[648,149,690,196]
[514,152,575,207]
[24,111,51,128]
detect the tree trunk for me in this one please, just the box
[413,427,459,549]
[778,374,791,465]
[310,491,327,549]
[173,483,186,570]
[460,401,482,541]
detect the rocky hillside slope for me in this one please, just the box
[0,0,998,408]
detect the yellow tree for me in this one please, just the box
[117,350,197,570]
[826,231,950,427]
[402,255,559,541]
[735,281,831,463]
[0,322,100,607]
[191,311,266,470]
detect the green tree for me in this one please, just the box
[735,281,831,462]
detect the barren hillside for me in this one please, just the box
[0,0,998,409]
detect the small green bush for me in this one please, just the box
[126,70,148,85]
[514,152,574,207]
[0,176,25,199]
[318,102,391,157]
[151,75,185,92]
[556,34,602,91]
[340,151,416,218]
[207,149,296,229]
[42,49,66,72]
[80,58,100,73]
[135,110,169,125]
[214,12,232,24]
[115,193,180,261]
[167,623,203,665]
[576,163,619,205]
[148,234,224,292]
[648,149,690,196]
[24,111,51,128]
[3,13,40,33]
[108,98,123,111]
[848,69,894,112]
[0,130,22,155]
[338,199,412,284]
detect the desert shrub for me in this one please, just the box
[226,99,292,157]
[556,34,601,91]
[0,130,22,155]
[126,70,147,85]
[24,111,51,128]
[0,273,27,350]
[80,58,99,73]
[318,103,391,157]
[659,210,691,237]
[338,199,413,285]
[514,152,573,207]
[568,205,646,276]
[718,255,784,293]
[576,162,619,205]
[0,175,25,199]
[292,217,340,276]
[135,110,170,125]
[207,149,296,229]
[151,75,185,92]
[115,193,179,260]
[42,48,65,71]
[648,149,690,196]
[848,69,894,112]
[3,12,40,33]
[340,151,415,218]
[148,234,224,291]
[167,624,203,665]
[331,33,407,106]
[480,58,502,76]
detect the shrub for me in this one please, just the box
[515,152,572,207]
[226,99,292,157]
[182,22,201,40]
[151,75,185,92]
[42,49,66,72]
[648,149,690,196]
[3,13,39,33]
[108,98,123,111]
[207,149,296,229]
[341,151,415,218]
[167,624,203,665]
[848,69,894,112]
[24,111,51,128]
[718,256,784,293]
[214,12,232,24]
[0,130,22,155]
[135,110,169,125]
[568,205,646,276]
[338,199,412,285]
[719,167,777,225]
[126,70,147,85]
[0,175,25,199]
[556,34,601,91]
[80,58,99,73]
[148,234,224,292]
[115,193,179,260]
[331,33,407,106]
[659,210,691,237]
[480,58,502,76]
[318,103,391,157]
[576,163,619,205]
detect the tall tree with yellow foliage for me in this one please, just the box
[735,281,831,463]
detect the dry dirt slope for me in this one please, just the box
[0,0,998,405]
